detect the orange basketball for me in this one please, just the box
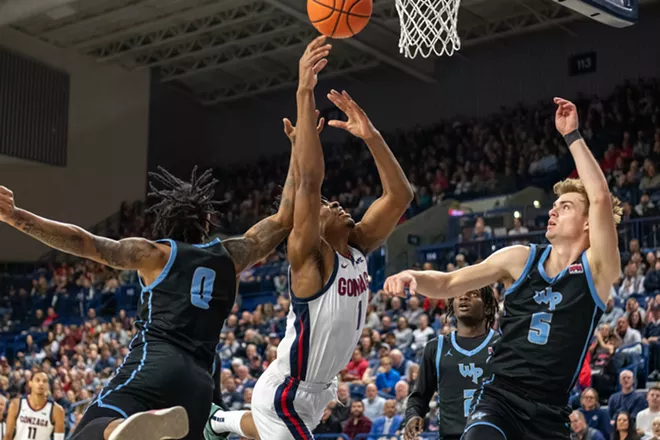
[307,0,372,39]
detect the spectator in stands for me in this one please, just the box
[411,314,435,359]
[601,298,625,326]
[640,160,660,191]
[635,193,659,217]
[332,383,352,423]
[376,356,401,395]
[342,400,372,439]
[620,263,646,298]
[646,300,660,380]
[471,217,492,241]
[403,297,424,328]
[635,386,660,436]
[343,348,369,383]
[313,404,342,435]
[387,297,405,322]
[389,349,415,378]
[612,411,641,440]
[369,400,403,437]
[362,383,386,421]
[455,253,468,269]
[628,311,645,334]
[394,380,409,416]
[241,387,253,410]
[221,375,243,410]
[646,261,660,294]
[608,370,648,422]
[508,216,529,239]
[394,317,414,351]
[579,388,612,438]
[625,300,646,324]
[366,304,380,329]
[569,410,606,440]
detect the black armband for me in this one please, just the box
[564,129,582,147]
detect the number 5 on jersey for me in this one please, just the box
[190,267,216,309]
[528,312,553,345]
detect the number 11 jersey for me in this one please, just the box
[272,246,369,384]
[490,244,606,406]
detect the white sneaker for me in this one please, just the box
[108,406,189,440]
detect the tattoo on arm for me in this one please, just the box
[225,218,289,273]
[13,214,86,256]
[91,237,158,269]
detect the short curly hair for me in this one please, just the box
[553,178,622,224]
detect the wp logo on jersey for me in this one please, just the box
[533,287,563,311]
[459,363,483,385]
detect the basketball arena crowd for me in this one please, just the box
[1,77,660,439]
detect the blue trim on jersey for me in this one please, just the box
[193,238,221,248]
[289,302,311,381]
[435,336,444,426]
[289,253,339,303]
[504,244,537,297]
[95,401,128,419]
[95,289,153,413]
[537,245,570,285]
[461,422,508,440]
[274,377,313,439]
[139,239,178,290]
[470,374,495,415]
[581,252,606,311]
[569,305,600,392]
[451,329,496,357]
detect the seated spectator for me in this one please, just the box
[569,410,606,440]
[403,296,424,328]
[635,386,660,436]
[508,217,529,244]
[626,298,647,322]
[612,411,641,440]
[646,261,660,293]
[620,263,646,298]
[608,370,647,422]
[648,417,660,440]
[601,298,625,327]
[394,381,410,416]
[376,356,401,395]
[393,317,414,351]
[342,401,372,439]
[579,388,611,438]
[342,348,369,383]
[389,349,415,378]
[411,314,435,358]
[332,383,352,423]
[221,376,243,410]
[471,217,492,241]
[362,383,386,421]
[646,301,660,379]
[615,317,643,367]
[241,387,253,410]
[628,310,646,334]
[313,404,343,435]
[640,160,660,192]
[369,400,403,437]
[387,297,405,322]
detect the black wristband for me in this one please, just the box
[564,129,582,147]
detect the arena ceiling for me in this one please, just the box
[1,0,656,104]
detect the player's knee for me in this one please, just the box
[463,423,507,440]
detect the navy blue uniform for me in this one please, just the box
[463,244,606,440]
[72,238,236,440]
[405,330,499,440]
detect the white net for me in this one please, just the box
[395,0,462,59]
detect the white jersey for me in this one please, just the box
[14,397,54,440]
[273,246,369,384]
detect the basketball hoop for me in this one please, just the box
[395,0,461,59]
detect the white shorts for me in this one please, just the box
[251,366,338,439]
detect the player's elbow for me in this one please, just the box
[298,173,323,192]
[589,189,611,206]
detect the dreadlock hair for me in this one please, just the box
[447,285,499,331]
[146,166,225,244]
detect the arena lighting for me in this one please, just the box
[533,200,541,208]
[514,211,521,219]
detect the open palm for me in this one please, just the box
[327,89,376,140]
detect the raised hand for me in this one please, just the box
[327,89,377,140]
[404,416,424,440]
[298,36,332,92]
[383,270,418,298]
[283,109,325,144]
[554,97,579,136]
[0,186,16,223]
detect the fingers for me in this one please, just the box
[307,35,327,52]
[327,90,349,113]
[308,44,332,65]
[316,117,325,133]
[283,118,294,135]
[312,58,328,75]
[0,186,12,196]
[327,120,348,131]
[341,90,365,114]
[409,277,418,296]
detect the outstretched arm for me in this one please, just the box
[223,112,325,274]
[384,245,530,299]
[2,399,18,440]
[327,90,413,254]
[287,36,332,272]
[554,98,620,296]
[0,187,168,272]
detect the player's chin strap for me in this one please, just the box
[54,433,64,440]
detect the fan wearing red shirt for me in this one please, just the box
[342,348,369,383]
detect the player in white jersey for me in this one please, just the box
[3,372,65,440]
[206,36,413,440]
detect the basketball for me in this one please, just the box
[307,0,373,39]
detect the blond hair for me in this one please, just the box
[553,178,622,224]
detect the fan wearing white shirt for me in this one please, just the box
[636,387,660,436]
[362,384,386,421]
[411,315,435,357]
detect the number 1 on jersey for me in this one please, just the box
[356,300,363,330]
